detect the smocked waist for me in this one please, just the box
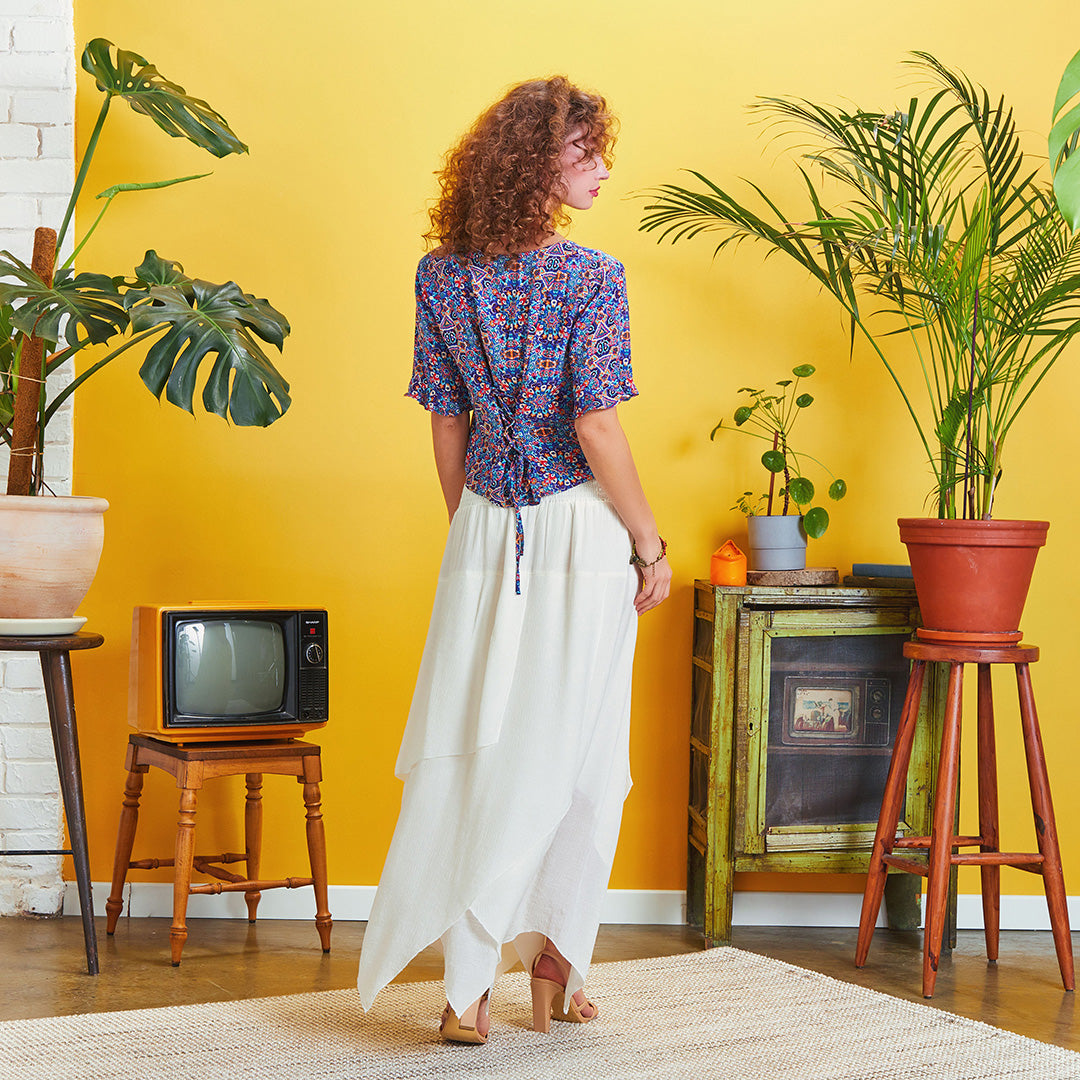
[460,479,610,511]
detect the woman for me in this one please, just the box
[356,75,671,1044]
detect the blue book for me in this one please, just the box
[852,563,913,578]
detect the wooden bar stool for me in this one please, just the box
[855,641,1074,997]
[105,735,332,966]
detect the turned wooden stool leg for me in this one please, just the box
[1016,664,1075,991]
[923,661,964,998]
[245,773,264,923]
[106,761,147,935]
[301,757,332,952]
[976,664,1000,962]
[171,785,199,967]
[41,650,98,975]
[856,660,927,967]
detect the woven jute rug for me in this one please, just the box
[0,947,1076,1079]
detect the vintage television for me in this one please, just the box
[129,605,328,742]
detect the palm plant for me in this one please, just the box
[640,51,1080,520]
[0,39,291,497]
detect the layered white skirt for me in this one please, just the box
[356,481,639,1017]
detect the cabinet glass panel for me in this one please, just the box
[693,614,714,665]
[691,661,712,747]
[764,632,910,828]
[690,745,709,817]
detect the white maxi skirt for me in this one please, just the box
[356,480,639,1017]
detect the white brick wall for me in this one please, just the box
[0,0,75,917]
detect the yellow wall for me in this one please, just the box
[69,0,1080,904]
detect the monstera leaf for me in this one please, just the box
[0,254,128,348]
[81,38,246,158]
[132,249,191,288]
[125,254,290,426]
[0,303,17,431]
[1051,48,1080,231]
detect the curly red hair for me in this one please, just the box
[425,76,617,257]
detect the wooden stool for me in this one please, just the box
[105,735,332,966]
[855,642,1074,997]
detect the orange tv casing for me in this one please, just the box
[128,604,328,743]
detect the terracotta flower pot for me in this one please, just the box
[897,517,1048,645]
[747,514,807,571]
[0,495,109,619]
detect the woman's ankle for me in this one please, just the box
[532,952,566,986]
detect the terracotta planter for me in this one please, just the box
[747,514,807,571]
[897,517,1048,645]
[0,495,108,619]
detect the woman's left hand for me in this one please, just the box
[634,557,672,615]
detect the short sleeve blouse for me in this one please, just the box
[406,239,637,512]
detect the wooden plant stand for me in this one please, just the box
[105,736,332,966]
[856,641,1074,997]
[0,632,104,975]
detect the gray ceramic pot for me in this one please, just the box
[747,514,807,571]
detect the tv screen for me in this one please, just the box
[175,619,286,716]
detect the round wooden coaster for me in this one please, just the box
[745,568,839,586]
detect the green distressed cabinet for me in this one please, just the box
[689,580,946,946]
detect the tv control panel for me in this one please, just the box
[299,610,329,722]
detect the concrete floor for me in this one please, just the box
[0,916,1074,1051]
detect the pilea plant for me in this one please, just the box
[715,363,847,538]
[0,38,291,497]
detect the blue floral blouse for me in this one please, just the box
[407,239,638,591]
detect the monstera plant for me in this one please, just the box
[0,39,291,622]
[0,38,291,499]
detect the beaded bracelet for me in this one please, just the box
[629,536,668,569]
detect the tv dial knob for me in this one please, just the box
[305,642,324,665]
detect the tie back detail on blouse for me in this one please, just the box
[407,240,638,592]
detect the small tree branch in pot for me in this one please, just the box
[7,227,56,497]
[782,435,791,515]
[767,431,779,515]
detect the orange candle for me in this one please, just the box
[711,540,747,586]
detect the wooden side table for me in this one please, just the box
[105,735,332,966]
[689,582,948,945]
[0,631,104,975]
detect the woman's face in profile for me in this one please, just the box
[557,126,610,211]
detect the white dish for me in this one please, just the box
[0,616,88,636]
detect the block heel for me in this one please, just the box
[530,974,561,1033]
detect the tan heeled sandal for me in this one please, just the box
[439,989,490,1044]
[529,950,598,1033]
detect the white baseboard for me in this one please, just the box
[62,883,1080,931]
[731,891,1080,931]
[951,893,1076,932]
[64,883,688,924]
[731,891,888,929]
